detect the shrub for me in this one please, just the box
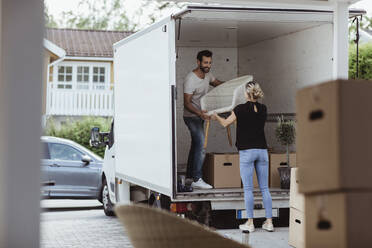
[349,43,372,80]
[44,117,112,158]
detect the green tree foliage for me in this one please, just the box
[139,0,185,26]
[44,117,112,157]
[45,0,137,31]
[349,43,372,80]
[361,16,372,30]
[348,15,371,44]
[44,5,58,28]
[44,0,184,31]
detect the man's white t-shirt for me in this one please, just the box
[183,71,215,117]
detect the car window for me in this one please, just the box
[42,142,50,159]
[48,143,84,161]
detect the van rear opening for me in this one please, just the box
[174,7,333,201]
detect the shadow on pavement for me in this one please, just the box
[42,205,103,212]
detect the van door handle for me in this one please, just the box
[50,164,60,167]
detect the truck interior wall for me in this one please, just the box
[176,47,239,167]
[237,23,334,152]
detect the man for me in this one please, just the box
[183,50,223,189]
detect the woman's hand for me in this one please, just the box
[213,111,236,128]
[211,112,218,121]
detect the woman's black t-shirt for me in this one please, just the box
[233,101,267,150]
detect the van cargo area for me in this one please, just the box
[110,4,363,220]
[173,6,334,203]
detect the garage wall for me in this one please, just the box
[175,47,238,166]
[238,23,334,152]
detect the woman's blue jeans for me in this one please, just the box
[239,149,272,218]
[183,116,205,181]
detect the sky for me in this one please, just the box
[45,0,372,29]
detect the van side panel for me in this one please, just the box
[114,18,175,196]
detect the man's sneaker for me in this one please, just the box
[239,221,255,232]
[262,220,274,232]
[191,178,213,189]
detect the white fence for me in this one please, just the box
[46,83,114,116]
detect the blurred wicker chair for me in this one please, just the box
[115,204,250,248]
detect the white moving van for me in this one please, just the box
[91,0,364,224]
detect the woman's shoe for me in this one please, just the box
[262,220,274,232]
[239,221,255,232]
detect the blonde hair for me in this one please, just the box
[245,81,264,100]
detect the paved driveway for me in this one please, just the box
[40,200,291,248]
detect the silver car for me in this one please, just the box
[41,136,103,202]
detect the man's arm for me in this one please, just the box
[210,79,224,87]
[184,93,210,120]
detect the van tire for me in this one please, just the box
[102,178,115,216]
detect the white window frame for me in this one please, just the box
[52,61,111,90]
[92,66,108,90]
[56,65,73,89]
[76,65,90,90]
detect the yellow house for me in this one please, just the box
[42,28,132,125]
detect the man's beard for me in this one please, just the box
[200,66,210,73]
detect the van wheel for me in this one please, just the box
[102,178,115,216]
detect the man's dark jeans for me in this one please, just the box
[183,116,206,181]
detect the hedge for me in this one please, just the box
[349,43,372,80]
[44,117,112,158]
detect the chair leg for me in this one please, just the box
[226,125,232,146]
[203,120,210,149]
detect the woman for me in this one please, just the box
[212,81,274,232]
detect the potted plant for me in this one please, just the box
[275,116,296,189]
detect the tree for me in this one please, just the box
[44,5,58,28]
[44,0,185,31]
[349,15,372,43]
[138,0,185,26]
[45,0,138,31]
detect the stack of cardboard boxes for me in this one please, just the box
[295,80,372,248]
[289,167,305,248]
[203,153,298,189]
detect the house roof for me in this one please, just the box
[45,28,133,58]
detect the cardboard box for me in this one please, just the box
[289,207,305,248]
[269,153,296,188]
[290,168,305,211]
[203,153,241,188]
[304,192,372,248]
[296,80,372,193]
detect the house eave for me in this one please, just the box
[64,56,113,61]
[43,38,66,58]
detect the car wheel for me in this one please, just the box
[102,178,115,216]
